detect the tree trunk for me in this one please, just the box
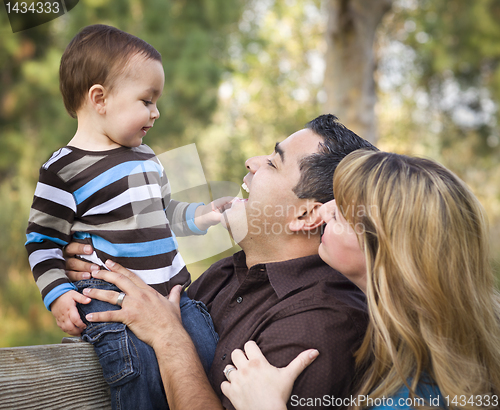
[324,0,393,143]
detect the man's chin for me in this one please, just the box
[220,209,248,244]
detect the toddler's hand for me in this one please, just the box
[50,290,91,336]
[194,197,234,231]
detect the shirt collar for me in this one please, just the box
[233,251,335,300]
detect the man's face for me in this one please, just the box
[222,128,323,244]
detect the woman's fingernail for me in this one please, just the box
[90,264,99,272]
[82,272,91,279]
[309,350,320,360]
[86,314,93,321]
[84,245,92,254]
[82,288,90,295]
[105,260,115,268]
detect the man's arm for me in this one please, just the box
[153,305,223,410]
[82,261,224,410]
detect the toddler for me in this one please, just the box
[26,24,226,410]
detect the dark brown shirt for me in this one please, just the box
[187,250,368,409]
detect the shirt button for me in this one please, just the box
[236,296,243,303]
[222,354,227,360]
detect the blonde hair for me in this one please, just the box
[333,150,500,409]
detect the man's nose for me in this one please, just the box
[245,155,264,173]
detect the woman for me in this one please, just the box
[222,150,500,409]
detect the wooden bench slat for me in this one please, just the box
[0,343,111,409]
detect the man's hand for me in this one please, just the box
[50,290,91,336]
[81,260,184,349]
[63,242,100,281]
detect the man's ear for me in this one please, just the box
[87,84,106,114]
[289,201,323,232]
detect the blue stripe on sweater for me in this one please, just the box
[74,161,163,205]
[89,235,178,257]
[44,283,78,311]
[25,232,68,247]
[186,202,208,234]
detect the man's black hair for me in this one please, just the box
[293,114,378,203]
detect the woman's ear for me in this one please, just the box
[289,201,324,232]
[87,84,106,115]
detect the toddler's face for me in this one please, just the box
[103,54,165,147]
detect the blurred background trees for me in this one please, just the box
[1,0,499,346]
[324,0,393,143]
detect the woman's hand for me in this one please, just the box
[63,242,100,281]
[221,341,319,410]
[81,259,184,349]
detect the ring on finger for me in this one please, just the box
[223,365,237,382]
[116,292,126,307]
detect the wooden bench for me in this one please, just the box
[0,338,111,409]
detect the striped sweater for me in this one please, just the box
[26,144,205,309]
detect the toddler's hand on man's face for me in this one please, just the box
[195,197,236,230]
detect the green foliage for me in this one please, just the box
[405,0,500,89]
[194,0,325,183]
[377,0,500,278]
[389,0,500,154]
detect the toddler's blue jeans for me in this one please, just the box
[75,279,218,410]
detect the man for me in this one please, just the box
[66,114,377,409]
